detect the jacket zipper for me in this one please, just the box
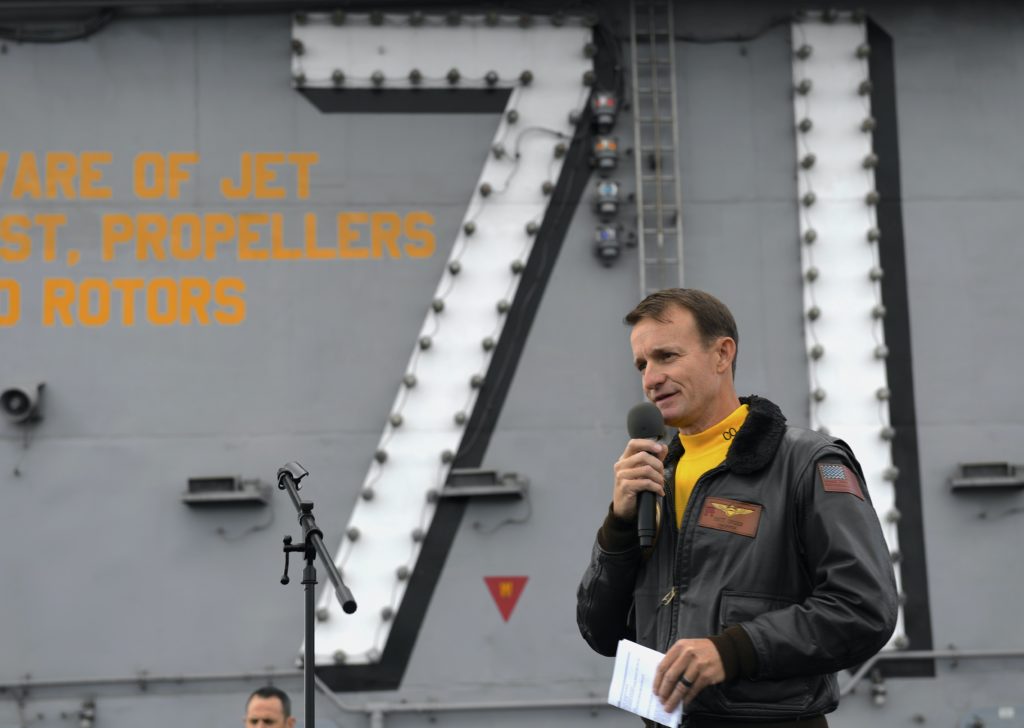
[660,586,677,607]
[666,464,726,648]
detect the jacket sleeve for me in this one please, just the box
[737,448,899,680]
[576,506,643,657]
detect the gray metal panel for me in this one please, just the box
[673,26,809,424]
[1,3,1023,728]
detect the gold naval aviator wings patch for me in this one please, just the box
[698,497,762,538]
[712,502,754,518]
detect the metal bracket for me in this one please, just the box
[441,469,527,499]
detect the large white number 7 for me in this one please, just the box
[292,13,593,667]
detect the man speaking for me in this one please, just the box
[576,289,898,727]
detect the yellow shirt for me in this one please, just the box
[674,404,749,528]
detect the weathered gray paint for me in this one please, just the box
[0,4,1022,728]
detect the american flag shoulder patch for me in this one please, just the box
[818,462,865,500]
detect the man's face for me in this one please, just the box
[245,696,295,728]
[630,305,731,435]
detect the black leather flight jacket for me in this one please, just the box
[577,395,899,723]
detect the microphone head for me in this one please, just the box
[627,402,665,440]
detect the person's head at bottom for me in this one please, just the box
[245,686,296,728]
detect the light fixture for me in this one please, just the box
[594,225,621,265]
[590,91,618,133]
[1,383,44,425]
[592,136,619,174]
[594,180,621,218]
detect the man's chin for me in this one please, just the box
[655,402,684,426]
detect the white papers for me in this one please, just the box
[607,639,683,726]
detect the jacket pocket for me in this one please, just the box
[696,590,814,716]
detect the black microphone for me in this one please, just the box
[627,402,665,548]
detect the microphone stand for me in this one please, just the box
[277,461,357,728]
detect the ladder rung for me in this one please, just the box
[637,117,675,124]
[641,174,676,181]
[642,228,681,234]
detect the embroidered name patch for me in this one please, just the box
[818,463,864,500]
[697,497,762,538]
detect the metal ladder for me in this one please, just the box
[630,0,686,296]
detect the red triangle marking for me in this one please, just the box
[484,576,528,622]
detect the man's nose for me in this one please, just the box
[642,365,664,393]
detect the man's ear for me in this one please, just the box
[716,337,736,374]
[286,717,296,728]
